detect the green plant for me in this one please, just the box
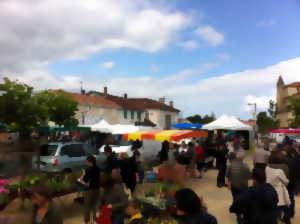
[0,193,10,205]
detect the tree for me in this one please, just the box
[256,100,279,134]
[287,97,300,128]
[0,78,79,139]
[186,112,216,124]
[186,114,202,124]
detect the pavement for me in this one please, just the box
[1,153,300,224]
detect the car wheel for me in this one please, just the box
[63,168,72,173]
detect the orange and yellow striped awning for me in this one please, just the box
[122,130,208,142]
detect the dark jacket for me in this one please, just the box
[118,157,138,185]
[83,165,100,189]
[99,184,128,220]
[31,201,63,224]
[105,154,119,174]
[230,183,278,224]
[176,211,217,224]
[215,148,228,167]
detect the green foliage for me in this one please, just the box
[0,78,78,139]
[5,184,20,194]
[186,112,216,124]
[287,97,300,128]
[0,193,10,205]
[256,100,279,134]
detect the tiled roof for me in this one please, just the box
[128,98,180,113]
[242,121,256,127]
[49,90,121,108]
[286,82,300,88]
[88,91,180,113]
[88,92,145,111]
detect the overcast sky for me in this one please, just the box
[1,0,300,119]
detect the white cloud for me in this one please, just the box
[194,26,224,46]
[2,58,300,119]
[151,65,160,72]
[101,61,115,69]
[179,40,199,50]
[257,19,276,27]
[0,0,190,73]
[243,95,275,112]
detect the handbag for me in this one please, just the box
[97,205,112,224]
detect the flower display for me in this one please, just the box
[0,187,9,195]
[0,179,10,186]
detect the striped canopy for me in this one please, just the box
[122,130,208,142]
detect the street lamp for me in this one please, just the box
[248,103,257,120]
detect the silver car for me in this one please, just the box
[33,142,106,173]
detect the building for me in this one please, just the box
[276,76,300,128]
[88,87,180,129]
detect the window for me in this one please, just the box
[123,110,128,119]
[83,144,99,155]
[40,145,58,156]
[60,144,86,157]
[137,112,142,121]
[131,111,134,120]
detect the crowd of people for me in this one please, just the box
[26,134,300,224]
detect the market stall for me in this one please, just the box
[122,130,208,142]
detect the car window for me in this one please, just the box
[40,144,58,156]
[60,145,74,157]
[83,144,98,155]
[70,144,86,157]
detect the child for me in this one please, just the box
[99,177,128,224]
[126,200,144,224]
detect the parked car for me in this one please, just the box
[33,142,106,173]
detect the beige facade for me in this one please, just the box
[147,109,179,129]
[276,76,300,128]
[77,104,145,125]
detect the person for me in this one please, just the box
[99,177,129,224]
[126,200,144,224]
[133,150,144,184]
[185,142,197,178]
[159,141,169,163]
[266,163,291,224]
[168,142,177,162]
[79,155,101,224]
[233,135,240,151]
[230,168,278,224]
[215,144,228,188]
[282,135,291,146]
[226,151,251,224]
[195,141,205,179]
[118,152,138,193]
[254,144,271,170]
[178,141,187,153]
[30,184,63,224]
[104,145,119,175]
[174,188,217,224]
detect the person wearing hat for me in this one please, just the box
[30,184,63,224]
[174,188,217,224]
[104,145,119,175]
[79,155,100,224]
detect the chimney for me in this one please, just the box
[104,86,108,97]
[169,101,173,108]
[124,93,127,99]
[159,97,165,104]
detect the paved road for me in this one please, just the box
[2,154,300,223]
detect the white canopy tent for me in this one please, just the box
[88,119,112,133]
[85,119,158,134]
[202,115,252,131]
